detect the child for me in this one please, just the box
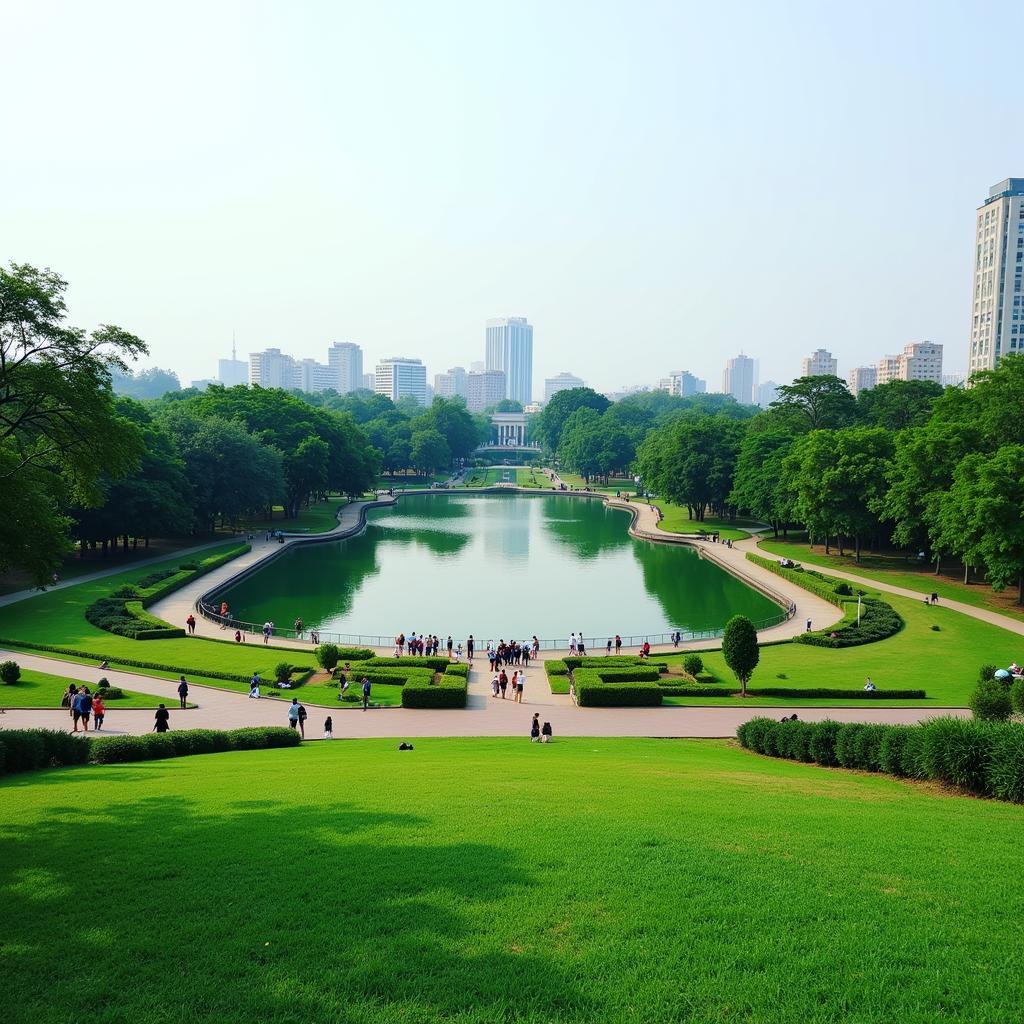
[324,716,333,740]
[92,695,106,731]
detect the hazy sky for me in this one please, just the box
[2,0,1019,393]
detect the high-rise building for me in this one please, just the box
[433,366,468,399]
[968,178,1024,377]
[658,370,706,397]
[543,372,585,402]
[249,348,298,388]
[218,338,247,387]
[722,354,757,405]
[327,342,363,394]
[757,380,779,408]
[297,358,336,393]
[942,372,966,387]
[470,360,484,373]
[467,370,506,413]
[847,366,877,397]
[485,317,533,403]
[361,373,375,391]
[877,342,943,385]
[801,348,838,377]
[374,357,427,405]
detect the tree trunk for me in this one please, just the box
[1018,570,1023,606]
[824,536,831,555]
[934,555,941,575]
[855,535,861,563]
[964,564,970,585]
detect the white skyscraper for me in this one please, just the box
[297,358,336,393]
[249,348,298,388]
[757,380,779,408]
[327,342,363,394]
[361,373,375,391]
[543,372,585,402]
[847,366,877,397]
[433,366,468,399]
[485,317,533,404]
[968,178,1024,377]
[801,348,838,377]
[722,354,757,405]
[658,370,706,397]
[374,357,428,405]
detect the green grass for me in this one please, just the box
[227,495,348,535]
[2,737,1021,1023]
[293,675,405,708]
[553,471,635,494]
[647,499,760,541]
[0,668,176,708]
[0,545,317,688]
[659,587,1018,706]
[758,533,1024,620]
[464,466,525,487]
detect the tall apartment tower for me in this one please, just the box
[485,317,533,404]
[877,342,943,385]
[374,357,427,406]
[467,370,507,413]
[847,366,877,397]
[968,178,1024,377]
[722,354,757,405]
[433,366,468,399]
[249,348,297,388]
[327,342,363,394]
[757,380,779,408]
[801,348,838,377]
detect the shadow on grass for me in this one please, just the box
[0,790,593,1023]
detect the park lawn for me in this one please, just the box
[0,545,318,685]
[554,471,635,494]
[662,589,1021,706]
[515,466,546,487]
[758,534,1024,620]
[3,737,1023,1024]
[291,675,404,707]
[0,668,179,709]
[464,466,522,487]
[648,499,760,542]
[225,495,347,535]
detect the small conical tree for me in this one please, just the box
[722,615,759,697]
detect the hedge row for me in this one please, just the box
[563,656,668,672]
[795,598,904,648]
[573,666,693,707]
[737,717,1024,803]
[0,727,300,775]
[402,664,468,708]
[745,553,846,608]
[0,639,314,686]
[83,545,251,640]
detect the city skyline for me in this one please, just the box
[4,3,1020,395]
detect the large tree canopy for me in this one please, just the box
[534,388,610,451]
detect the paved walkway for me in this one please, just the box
[0,648,966,738]
[745,537,1024,640]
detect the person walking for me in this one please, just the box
[499,670,508,699]
[297,703,307,738]
[186,613,196,635]
[447,635,453,660]
[153,704,170,733]
[569,633,577,655]
[324,716,333,740]
[467,635,475,663]
[361,676,372,711]
[92,694,106,731]
[64,683,78,719]
[287,699,301,730]
[262,621,272,645]
[177,676,189,709]
[606,639,612,656]
[614,634,622,654]
[294,617,303,640]
[805,618,812,632]
[491,673,499,698]
[516,672,525,703]
[72,687,92,733]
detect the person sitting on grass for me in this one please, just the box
[541,721,552,743]
[864,677,876,691]
[530,713,540,742]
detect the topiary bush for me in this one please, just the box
[0,660,22,685]
[315,643,340,672]
[922,718,995,794]
[682,654,704,676]
[807,720,841,766]
[833,582,853,596]
[274,662,293,683]
[970,678,1012,722]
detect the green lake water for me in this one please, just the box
[216,493,778,644]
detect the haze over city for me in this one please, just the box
[2,0,1020,392]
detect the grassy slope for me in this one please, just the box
[0,545,317,684]
[0,668,177,708]
[228,495,347,534]
[758,533,1024,620]
[648,499,759,542]
[2,738,1021,1024]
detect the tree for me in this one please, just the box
[111,366,181,399]
[285,435,330,516]
[729,430,795,536]
[857,379,943,430]
[315,643,340,672]
[493,399,523,413]
[722,615,759,697]
[410,428,450,475]
[0,660,21,685]
[765,375,859,432]
[533,387,610,451]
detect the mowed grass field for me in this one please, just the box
[2,738,1022,1024]
[0,668,179,708]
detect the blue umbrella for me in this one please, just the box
[994,669,1011,680]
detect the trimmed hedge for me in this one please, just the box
[545,662,570,677]
[795,598,903,648]
[351,669,434,687]
[745,553,844,607]
[737,716,1024,803]
[575,681,662,707]
[564,656,668,672]
[443,662,470,678]
[402,666,468,708]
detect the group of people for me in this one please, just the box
[491,669,526,701]
[393,633,470,660]
[529,713,553,742]
[487,638,538,668]
[63,684,106,732]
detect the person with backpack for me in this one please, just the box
[530,714,540,742]
[361,676,372,711]
[177,676,189,709]
[541,721,553,743]
[72,687,92,733]
[287,699,301,731]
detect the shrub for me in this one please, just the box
[444,663,470,678]
[682,654,704,676]
[1011,678,1024,716]
[274,662,293,683]
[834,582,853,596]
[922,718,995,795]
[0,660,20,685]
[987,726,1024,803]
[931,625,941,631]
[746,688,926,700]
[165,730,221,756]
[37,730,92,767]
[0,731,46,772]
[776,720,814,762]
[978,664,997,682]
[315,643,340,672]
[656,684,732,698]
[834,724,868,770]
[575,681,662,707]
[879,726,915,776]
[899,727,931,780]
[808,721,841,766]
[795,598,903,648]
[95,687,125,700]
[402,672,468,708]
[970,678,1012,722]
[227,727,301,750]
[545,661,569,677]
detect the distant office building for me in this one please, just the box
[361,373,375,391]
[217,358,247,387]
[943,372,966,387]
[968,178,1024,377]
[847,366,877,397]
[658,370,706,397]
[877,342,943,385]
[375,357,427,405]
[757,380,779,408]
[190,378,216,391]
[801,348,838,377]
[467,369,507,413]
[543,372,585,402]
[297,358,335,393]
[249,348,298,389]
[433,366,468,399]
[485,317,533,403]
[327,342,363,394]
[722,354,757,405]
[470,360,485,373]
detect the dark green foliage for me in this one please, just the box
[563,656,666,672]
[795,598,903,648]
[899,727,931,780]
[88,727,298,765]
[682,654,703,676]
[37,730,92,767]
[807,721,841,766]
[544,661,569,677]
[878,727,915,776]
[443,662,470,678]
[95,686,125,700]
[226,727,301,750]
[834,724,886,772]
[747,554,844,607]
[656,685,730,698]
[1011,678,1024,715]
[0,731,47,772]
[775,720,815,762]
[315,643,340,671]
[274,662,293,683]
[978,664,997,681]
[922,718,995,793]
[987,727,1024,802]
[722,615,759,694]
[970,678,1012,722]
[575,682,663,707]
[833,582,853,596]
[0,659,21,684]
[401,672,468,708]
